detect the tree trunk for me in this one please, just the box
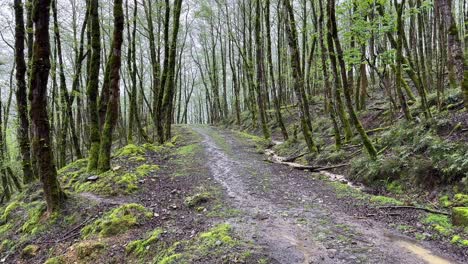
[14,0,35,184]
[98,0,124,172]
[328,0,377,158]
[86,0,101,171]
[283,0,317,152]
[29,0,65,213]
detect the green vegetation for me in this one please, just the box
[114,144,145,157]
[176,144,198,156]
[126,228,163,256]
[135,164,160,176]
[185,192,212,208]
[21,244,39,258]
[369,195,403,206]
[423,214,453,236]
[81,203,152,238]
[75,240,106,260]
[452,207,468,227]
[350,120,468,191]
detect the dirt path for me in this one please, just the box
[192,126,458,264]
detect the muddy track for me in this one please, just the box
[192,126,458,264]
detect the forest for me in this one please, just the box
[0,0,467,263]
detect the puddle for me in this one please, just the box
[387,234,455,264]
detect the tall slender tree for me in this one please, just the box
[97,0,125,172]
[14,0,34,184]
[87,0,101,172]
[29,0,65,213]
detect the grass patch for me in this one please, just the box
[369,195,404,206]
[126,228,163,256]
[81,203,152,238]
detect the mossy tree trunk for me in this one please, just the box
[97,0,124,172]
[317,0,341,150]
[155,0,171,143]
[328,0,377,159]
[29,0,65,213]
[161,0,183,141]
[14,0,34,184]
[52,0,82,162]
[255,0,270,139]
[282,0,317,152]
[86,0,101,172]
[265,0,288,141]
[395,0,412,121]
[464,4,468,110]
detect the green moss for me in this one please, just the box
[135,164,160,176]
[185,192,212,208]
[158,253,183,264]
[70,169,146,196]
[58,159,88,174]
[440,195,452,208]
[142,143,166,153]
[129,156,146,162]
[21,244,39,258]
[81,203,152,238]
[126,228,163,256]
[1,201,21,221]
[44,257,65,264]
[370,195,403,206]
[117,173,139,193]
[423,213,453,235]
[114,144,145,157]
[433,225,451,236]
[75,240,106,260]
[424,213,452,228]
[452,207,468,226]
[176,144,198,156]
[451,235,461,244]
[0,239,13,252]
[453,194,468,207]
[386,181,403,194]
[236,131,271,151]
[21,201,48,235]
[197,224,236,250]
[329,181,365,200]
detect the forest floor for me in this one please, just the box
[1,125,466,263]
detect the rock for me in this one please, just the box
[153,212,160,217]
[86,175,98,182]
[170,205,178,210]
[452,207,468,226]
[215,240,222,246]
[112,165,122,171]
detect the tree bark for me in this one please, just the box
[86,0,101,171]
[14,0,35,184]
[98,0,124,172]
[29,0,65,213]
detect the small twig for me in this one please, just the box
[377,206,450,216]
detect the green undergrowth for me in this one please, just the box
[350,115,468,192]
[235,131,272,153]
[44,240,107,264]
[81,203,152,238]
[60,144,163,196]
[126,228,163,256]
[0,187,92,256]
[124,223,256,263]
